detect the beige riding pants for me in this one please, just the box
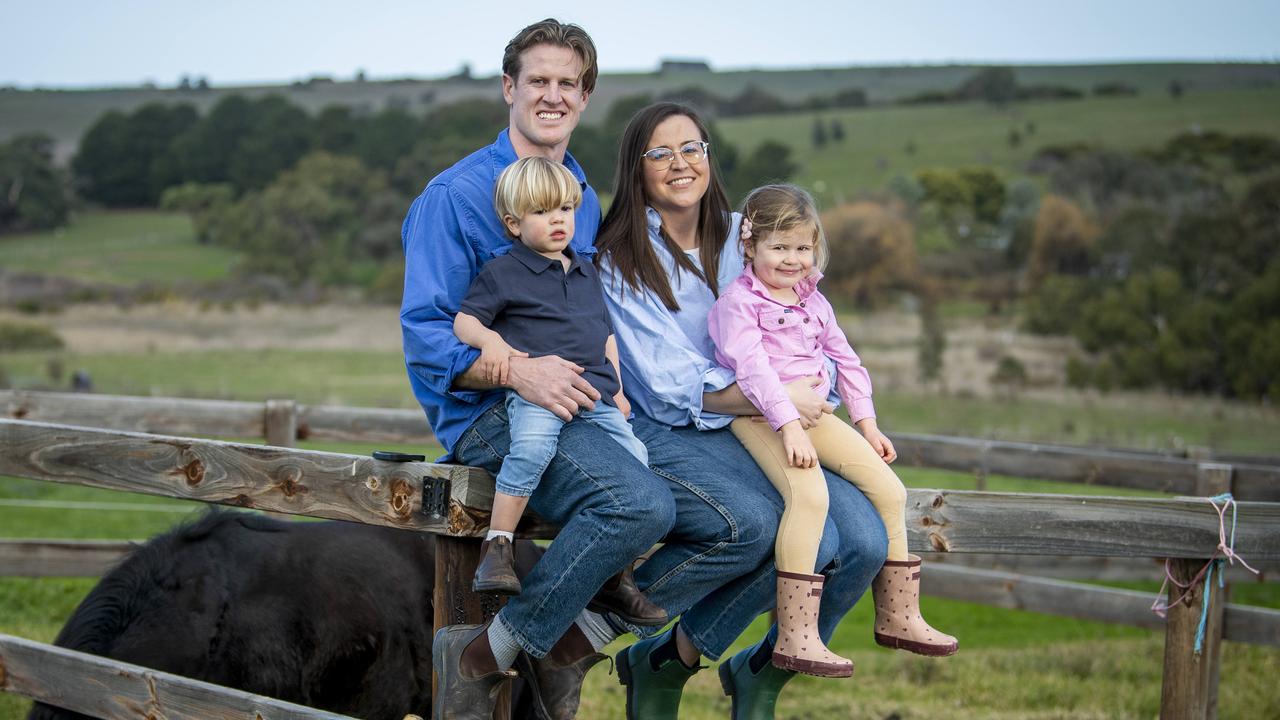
[731,413,908,574]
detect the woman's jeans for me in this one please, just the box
[453,404,886,660]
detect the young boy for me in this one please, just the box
[453,156,665,625]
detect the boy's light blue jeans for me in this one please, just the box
[495,391,648,497]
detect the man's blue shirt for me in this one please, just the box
[399,129,601,458]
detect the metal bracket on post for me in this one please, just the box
[423,476,451,520]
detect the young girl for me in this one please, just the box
[452,156,666,626]
[708,184,957,678]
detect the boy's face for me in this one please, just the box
[505,204,576,260]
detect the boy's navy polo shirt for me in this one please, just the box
[459,242,619,406]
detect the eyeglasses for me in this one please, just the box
[641,141,710,170]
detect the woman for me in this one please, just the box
[595,102,889,719]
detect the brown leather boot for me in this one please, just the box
[515,623,609,720]
[587,564,668,626]
[473,536,521,595]
[872,555,958,656]
[771,571,853,678]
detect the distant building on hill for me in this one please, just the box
[659,59,711,74]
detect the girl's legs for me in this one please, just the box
[806,414,957,656]
[730,417,852,677]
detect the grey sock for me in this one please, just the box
[576,609,621,651]
[486,615,522,671]
[484,529,514,542]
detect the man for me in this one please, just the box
[402,20,674,720]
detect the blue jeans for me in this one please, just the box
[627,415,888,659]
[496,391,649,497]
[453,402,675,657]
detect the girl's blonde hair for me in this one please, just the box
[494,157,583,237]
[740,184,828,271]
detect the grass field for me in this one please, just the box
[718,87,1280,205]
[0,210,238,285]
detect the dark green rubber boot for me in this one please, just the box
[616,627,701,720]
[718,637,796,720]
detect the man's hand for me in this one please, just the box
[780,421,818,468]
[508,355,600,422]
[475,339,528,386]
[857,418,897,463]
[784,376,835,429]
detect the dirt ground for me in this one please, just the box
[7,301,1077,397]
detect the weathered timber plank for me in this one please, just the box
[922,552,1276,583]
[299,404,435,444]
[894,432,1280,501]
[1161,558,1218,718]
[0,539,133,577]
[0,633,352,719]
[903,489,1280,559]
[921,564,1280,646]
[2,390,264,439]
[0,419,515,537]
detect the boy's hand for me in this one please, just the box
[477,340,527,386]
[614,391,632,418]
[780,421,818,469]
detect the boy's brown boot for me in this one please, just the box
[872,555,958,656]
[473,536,521,595]
[770,571,853,678]
[588,564,668,626]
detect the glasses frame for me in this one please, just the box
[640,140,711,170]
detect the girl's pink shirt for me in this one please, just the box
[708,265,875,431]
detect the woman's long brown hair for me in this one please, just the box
[595,102,732,312]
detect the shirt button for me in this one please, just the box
[803,318,810,323]
[800,302,806,307]
[778,319,785,325]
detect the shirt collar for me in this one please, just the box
[507,241,585,276]
[742,264,824,303]
[491,129,589,188]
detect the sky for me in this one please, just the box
[4,0,1278,88]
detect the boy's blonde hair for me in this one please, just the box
[741,184,828,271]
[493,156,583,238]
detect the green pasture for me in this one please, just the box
[718,87,1280,205]
[4,346,1279,455]
[0,211,238,286]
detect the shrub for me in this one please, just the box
[0,320,64,351]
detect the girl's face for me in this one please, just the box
[641,114,710,217]
[746,224,817,293]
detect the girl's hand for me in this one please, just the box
[780,421,818,468]
[784,376,835,429]
[478,340,528,385]
[857,419,897,463]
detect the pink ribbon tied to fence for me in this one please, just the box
[1150,493,1260,653]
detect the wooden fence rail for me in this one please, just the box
[7,389,1279,499]
[0,633,354,720]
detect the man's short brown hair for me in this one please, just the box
[502,18,599,95]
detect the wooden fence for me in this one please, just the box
[3,392,1280,718]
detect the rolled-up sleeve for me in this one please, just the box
[708,293,800,431]
[400,184,485,404]
[600,264,735,430]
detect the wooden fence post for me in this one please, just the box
[264,400,298,447]
[433,536,511,720]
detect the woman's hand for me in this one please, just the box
[780,421,818,468]
[784,376,835,429]
[856,418,897,463]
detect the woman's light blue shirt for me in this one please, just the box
[599,208,746,430]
